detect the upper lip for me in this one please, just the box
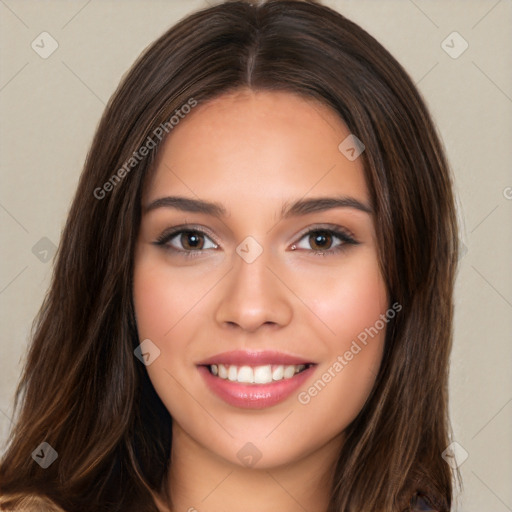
[197,350,315,366]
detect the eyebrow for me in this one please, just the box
[143,195,373,218]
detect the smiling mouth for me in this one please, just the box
[202,363,314,385]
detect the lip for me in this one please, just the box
[197,360,317,410]
[196,350,315,366]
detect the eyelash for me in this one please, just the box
[153,224,359,259]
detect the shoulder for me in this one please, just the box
[0,493,67,512]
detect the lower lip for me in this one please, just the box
[197,365,316,409]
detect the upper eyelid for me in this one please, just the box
[294,223,356,241]
[156,223,357,248]
[156,224,221,246]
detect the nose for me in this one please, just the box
[213,246,293,333]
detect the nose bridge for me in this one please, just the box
[213,236,293,331]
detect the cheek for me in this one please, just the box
[133,264,172,339]
[132,257,200,413]
[132,256,192,391]
[291,251,388,421]
[295,250,388,347]
[133,256,210,341]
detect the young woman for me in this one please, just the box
[0,1,460,510]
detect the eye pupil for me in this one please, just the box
[310,231,332,250]
[182,231,203,250]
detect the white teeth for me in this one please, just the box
[272,365,284,380]
[237,366,254,383]
[283,365,296,379]
[218,364,228,379]
[254,365,272,384]
[228,365,238,381]
[209,363,308,384]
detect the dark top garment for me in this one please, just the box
[410,492,441,511]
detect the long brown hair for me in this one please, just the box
[0,1,459,510]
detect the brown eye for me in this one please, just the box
[180,231,205,250]
[292,226,359,256]
[154,227,218,254]
[308,231,333,251]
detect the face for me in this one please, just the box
[133,89,388,470]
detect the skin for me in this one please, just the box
[133,89,389,512]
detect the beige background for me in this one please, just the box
[1,0,511,510]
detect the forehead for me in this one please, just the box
[144,89,369,208]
